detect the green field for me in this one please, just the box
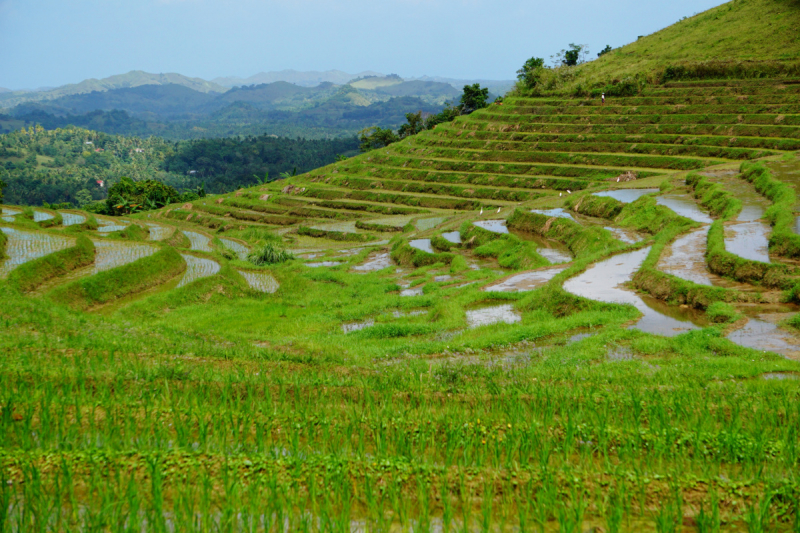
[3,1,800,530]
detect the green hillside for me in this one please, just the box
[558,0,800,92]
[3,1,800,530]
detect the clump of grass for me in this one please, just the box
[706,302,741,324]
[247,243,294,266]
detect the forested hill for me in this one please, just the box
[0,126,358,206]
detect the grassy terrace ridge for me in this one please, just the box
[4,1,800,529]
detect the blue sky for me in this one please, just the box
[0,0,728,90]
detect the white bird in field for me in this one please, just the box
[497,207,501,213]
[480,207,483,215]
[617,177,620,182]
[567,190,572,194]
[559,193,562,197]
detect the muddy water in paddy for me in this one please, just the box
[483,266,567,292]
[238,270,279,293]
[605,227,645,244]
[353,252,393,272]
[178,255,221,287]
[342,319,374,333]
[409,239,434,253]
[727,319,800,359]
[442,231,462,244]
[658,227,715,285]
[473,220,508,234]
[656,194,713,224]
[60,212,86,226]
[310,221,358,233]
[720,179,772,263]
[306,261,343,267]
[564,247,706,336]
[593,188,659,203]
[182,230,213,252]
[510,230,574,264]
[219,238,249,260]
[466,303,522,328]
[0,227,74,278]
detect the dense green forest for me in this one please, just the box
[0,125,358,207]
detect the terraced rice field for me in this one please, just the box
[0,227,73,277]
[3,77,800,529]
[145,222,173,241]
[59,211,86,226]
[31,209,54,223]
[177,254,221,287]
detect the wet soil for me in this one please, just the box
[605,226,645,244]
[352,252,393,272]
[0,227,74,278]
[482,266,567,292]
[563,247,707,337]
[658,227,715,285]
[466,303,522,328]
[306,261,344,267]
[510,229,574,264]
[725,223,771,263]
[656,194,713,224]
[219,238,249,260]
[593,188,659,203]
[238,270,279,293]
[178,255,221,287]
[182,231,213,252]
[409,239,434,253]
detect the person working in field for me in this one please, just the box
[601,93,606,105]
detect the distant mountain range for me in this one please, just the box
[0,70,515,140]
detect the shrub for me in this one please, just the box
[706,302,741,324]
[247,243,294,266]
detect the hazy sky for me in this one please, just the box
[1,0,728,90]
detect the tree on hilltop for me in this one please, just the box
[459,84,490,114]
[517,57,546,89]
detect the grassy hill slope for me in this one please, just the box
[575,0,800,84]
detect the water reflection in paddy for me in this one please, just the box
[32,210,54,223]
[409,239,434,253]
[725,223,771,263]
[353,252,392,272]
[658,227,714,285]
[605,227,644,244]
[563,247,706,336]
[442,231,462,244]
[146,223,173,242]
[727,319,800,359]
[593,188,659,203]
[415,217,448,231]
[656,194,713,224]
[530,208,574,220]
[483,266,567,292]
[473,220,508,234]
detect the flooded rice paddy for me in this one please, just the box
[32,210,54,223]
[310,221,358,233]
[409,239,434,253]
[93,240,156,273]
[530,208,574,220]
[96,217,128,233]
[353,252,393,272]
[219,238,249,260]
[658,227,714,285]
[473,219,508,234]
[483,266,567,292]
[442,231,462,244]
[238,270,279,293]
[415,217,448,231]
[60,212,86,226]
[342,319,375,333]
[655,194,713,224]
[725,223,771,263]
[178,255,221,287]
[182,231,213,252]
[727,319,800,359]
[592,188,659,203]
[306,261,344,267]
[145,223,173,241]
[605,226,644,244]
[0,227,74,278]
[466,303,522,328]
[1,207,20,217]
[400,287,424,297]
[563,247,706,337]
